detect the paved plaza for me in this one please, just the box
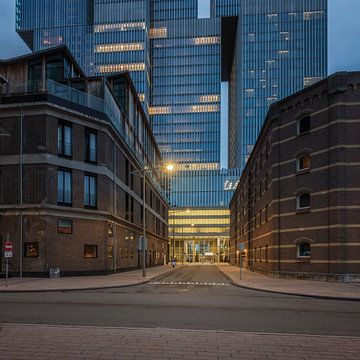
[1,323,359,360]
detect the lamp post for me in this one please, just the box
[133,163,174,277]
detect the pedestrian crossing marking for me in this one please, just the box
[149,281,229,287]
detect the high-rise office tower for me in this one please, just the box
[16,0,327,263]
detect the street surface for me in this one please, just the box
[1,265,360,359]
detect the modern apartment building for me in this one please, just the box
[15,0,327,263]
[230,72,360,281]
[0,47,169,275]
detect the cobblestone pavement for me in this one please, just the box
[0,323,359,360]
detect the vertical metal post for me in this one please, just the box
[113,141,117,274]
[5,234,9,288]
[240,255,242,280]
[20,109,23,278]
[142,173,146,277]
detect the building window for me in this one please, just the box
[57,219,73,234]
[259,246,262,262]
[297,115,310,134]
[84,174,97,208]
[297,193,311,209]
[297,154,311,171]
[84,245,97,259]
[297,242,311,258]
[85,129,97,162]
[108,245,113,258]
[254,247,257,262]
[57,122,72,157]
[57,169,72,205]
[24,242,38,258]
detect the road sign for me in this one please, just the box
[4,251,13,258]
[237,243,245,251]
[4,241,13,252]
[138,236,148,251]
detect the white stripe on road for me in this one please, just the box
[149,281,230,286]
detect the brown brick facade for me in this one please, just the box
[0,47,169,276]
[230,72,360,281]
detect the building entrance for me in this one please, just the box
[172,238,229,264]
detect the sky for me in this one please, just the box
[0,0,360,74]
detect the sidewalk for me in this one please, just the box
[216,264,360,300]
[0,265,183,292]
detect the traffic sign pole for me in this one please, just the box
[5,258,9,288]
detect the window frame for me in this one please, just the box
[297,193,311,210]
[24,242,39,258]
[84,244,98,259]
[57,219,73,234]
[297,242,311,258]
[297,153,311,172]
[84,173,97,209]
[297,115,311,135]
[57,168,72,206]
[57,121,73,158]
[85,128,97,163]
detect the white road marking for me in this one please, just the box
[149,281,230,287]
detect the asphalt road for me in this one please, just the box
[1,265,360,336]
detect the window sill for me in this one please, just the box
[57,202,73,207]
[58,153,73,159]
[297,130,310,137]
[296,207,311,214]
[84,205,97,210]
[296,257,311,263]
[296,168,310,175]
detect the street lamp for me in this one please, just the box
[133,162,174,277]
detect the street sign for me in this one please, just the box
[237,243,245,251]
[4,251,13,258]
[138,236,148,251]
[4,241,13,252]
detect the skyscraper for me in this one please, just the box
[16,0,327,262]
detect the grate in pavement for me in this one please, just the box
[149,281,229,286]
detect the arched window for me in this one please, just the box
[297,153,311,171]
[297,193,311,209]
[297,115,310,134]
[297,242,311,258]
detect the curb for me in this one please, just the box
[0,265,187,293]
[216,266,360,302]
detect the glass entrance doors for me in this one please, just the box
[171,238,229,263]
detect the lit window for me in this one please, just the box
[25,242,38,258]
[245,89,255,97]
[94,22,145,33]
[84,245,97,259]
[297,242,311,257]
[95,43,144,53]
[149,106,171,115]
[303,11,325,21]
[108,245,113,258]
[98,63,145,73]
[192,36,220,45]
[278,50,289,55]
[57,219,73,234]
[199,94,220,103]
[297,154,311,171]
[297,116,310,134]
[297,193,310,209]
[149,27,167,38]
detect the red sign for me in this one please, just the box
[4,241,12,251]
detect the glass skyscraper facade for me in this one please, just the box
[16,0,327,262]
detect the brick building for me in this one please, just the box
[0,47,169,276]
[230,72,360,281]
